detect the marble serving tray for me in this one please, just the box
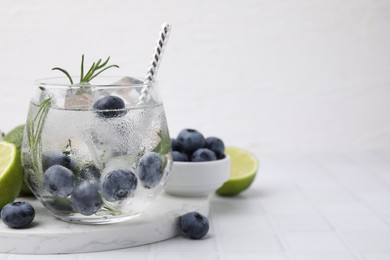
[0,192,210,255]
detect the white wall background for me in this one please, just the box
[0,0,389,154]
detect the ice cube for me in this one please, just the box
[85,117,142,167]
[64,84,94,110]
[40,83,94,110]
[113,76,143,86]
[112,77,143,106]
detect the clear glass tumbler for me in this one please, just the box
[21,77,172,224]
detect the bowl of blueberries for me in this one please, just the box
[165,129,230,197]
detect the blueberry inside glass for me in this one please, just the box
[21,76,172,224]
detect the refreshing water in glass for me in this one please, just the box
[22,77,172,224]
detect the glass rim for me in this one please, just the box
[34,76,150,89]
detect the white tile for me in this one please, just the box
[273,215,334,232]
[330,215,390,232]
[365,255,390,260]
[355,192,390,202]
[368,202,390,216]
[211,198,266,216]
[79,252,149,260]
[276,159,334,184]
[365,254,390,260]
[225,254,289,260]
[302,188,356,203]
[258,186,307,203]
[152,236,217,252]
[375,172,390,187]
[216,214,275,234]
[345,234,390,251]
[8,255,81,260]
[109,244,152,253]
[154,253,219,260]
[320,162,388,193]
[262,201,320,216]
[296,254,357,260]
[220,233,284,252]
[319,202,374,216]
[284,233,348,252]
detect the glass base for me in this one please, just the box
[54,212,141,225]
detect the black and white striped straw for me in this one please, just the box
[138,23,172,104]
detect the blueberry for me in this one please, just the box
[102,170,137,202]
[177,129,205,154]
[171,138,183,152]
[42,152,75,171]
[205,137,225,159]
[71,181,102,215]
[78,164,101,182]
[44,165,74,197]
[93,95,126,118]
[179,212,209,239]
[172,151,189,162]
[43,197,73,215]
[191,148,217,162]
[1,202,35,229]
[138,152,164,189]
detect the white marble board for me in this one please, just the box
[0,193,210,254]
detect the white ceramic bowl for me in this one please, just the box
[164,156,230,197]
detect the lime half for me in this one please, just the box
[216,146,258,196]
[0,141,23,208]
[3,124,25,149]
[3,124,33,196]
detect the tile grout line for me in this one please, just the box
[259,155,305,260]
[342,153,390,229]
[312,154,390,221]
[306,154,384,260]
[276,154,366,260]
[259,201,299,260]
[209,201,227,260]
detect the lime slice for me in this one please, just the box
[3,124,33,196]
[216,146,258,196]
[3,124,25,149]
[0,141,23,209]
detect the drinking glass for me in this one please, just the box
[21,76,172,224]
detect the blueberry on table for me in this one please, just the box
[93,95,126,118]
[1,202,35,229]
[191,148,217,162]
[205,137,225,159]
[171,138,183,152]
[102,170,138,202]
[172,151,189,162]
[44,165,74,198]
[177,129,205,154]
[71,181,102,215]
[138,152,164,189]
[179,212,209,239]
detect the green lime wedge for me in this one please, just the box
[3,124,33,196]
[0,141,23,209]
[3,124,25,149]
[216,146,258,196]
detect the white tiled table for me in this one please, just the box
[1,153,390,260]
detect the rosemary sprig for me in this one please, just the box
[52,67,73,85]
[26,97,52,181]
[52,55,119,85]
